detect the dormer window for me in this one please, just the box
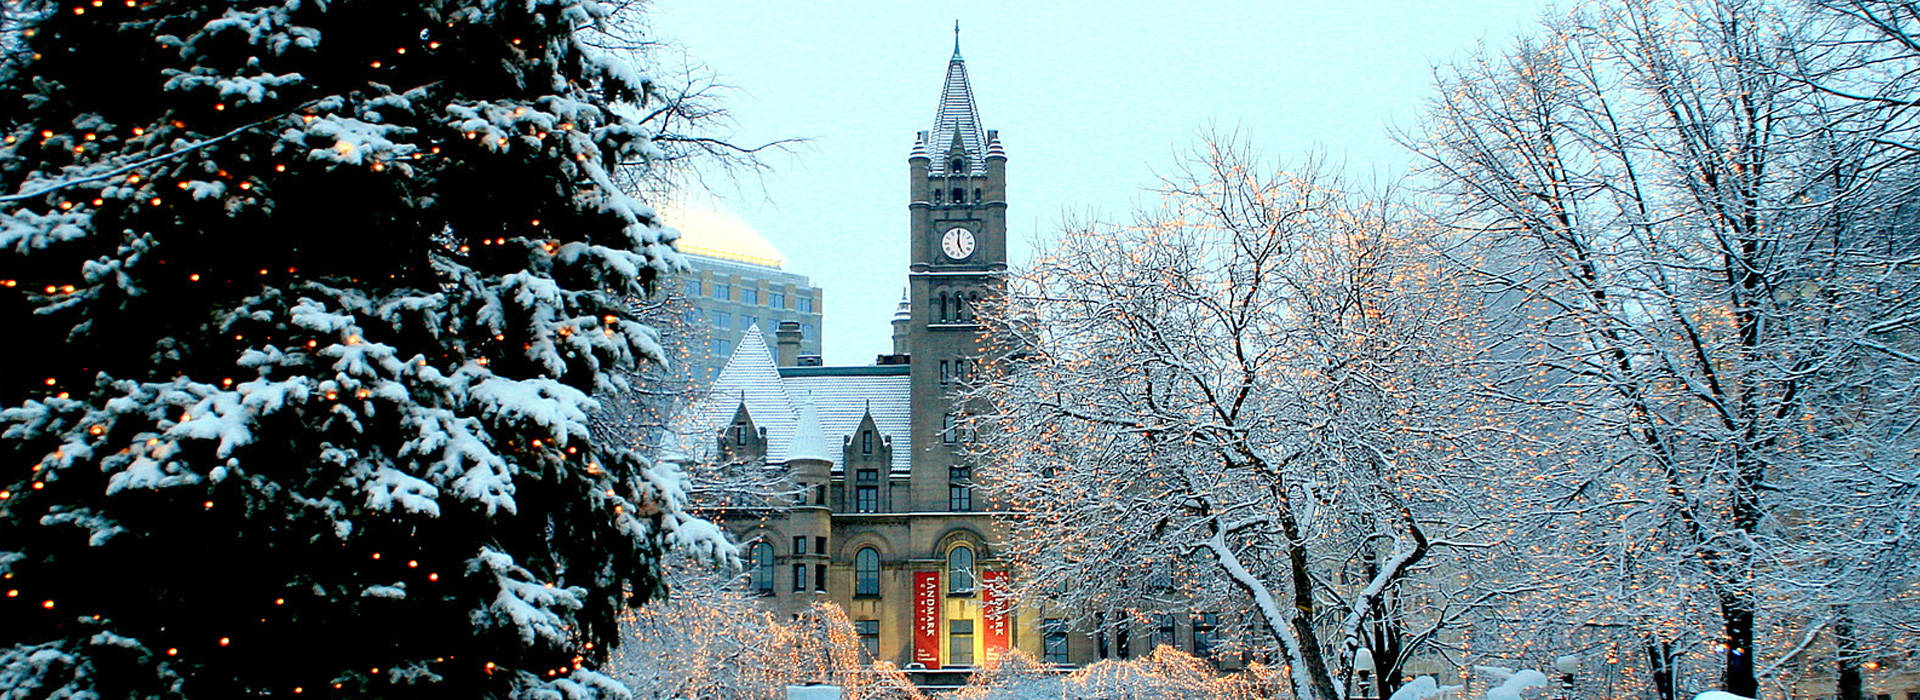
[950,157,964,172]
[861,431,874,455]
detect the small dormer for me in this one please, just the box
[840,408,895,513]
[717,401,767,462]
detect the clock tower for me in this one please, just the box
[904,31,1006,511]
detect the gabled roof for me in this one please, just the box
[923,40,986,175]
[677,327,914,474]
[676,325,796,459]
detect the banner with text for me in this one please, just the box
[913,571,940,668]
[981,570,1011,660]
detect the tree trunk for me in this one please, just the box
[1837,609,1864,700]
[1647,638,1678,700]
[1722,602,1758,698]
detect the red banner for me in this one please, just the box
[913,571,941,668]
[981,570,1011,661]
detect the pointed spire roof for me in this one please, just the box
[787,391,834,464]
[892,288,911,323]
[925,26,986,176]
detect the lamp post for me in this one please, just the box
[1554,654,1579,700]
[1352,648,1378,700]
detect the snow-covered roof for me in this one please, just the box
[677,327,913,474]
[783,371,911,474]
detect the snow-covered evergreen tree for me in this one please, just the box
[0,0,721,696]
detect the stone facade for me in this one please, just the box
[673,39,1070,672]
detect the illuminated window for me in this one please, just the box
[855,548,880,596]
[947,546,975,595]
[949,619,974,666]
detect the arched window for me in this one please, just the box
[951,187,965,203]
[973,188,982,202]
[750,542,774,595]
[932,188,942,203]
[937,292,948,323]
[951,157,964,172]
[947,545,975,596]
[855,548,881,597]
[954,295,967,322]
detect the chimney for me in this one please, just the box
[775,321,802,367]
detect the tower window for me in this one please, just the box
[933,189,942,203]
[951,187,964,202]
[943,413,958,444]
[940,360,950,385]
[951,157,964,172]
[937,292,949,323]
[974,188,982,202]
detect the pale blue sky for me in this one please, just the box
[648,1,1549,365]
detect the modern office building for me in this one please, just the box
[662,205,824,383]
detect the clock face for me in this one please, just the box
[941,227,976,260]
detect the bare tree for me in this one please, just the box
[966,135,1504,700]
[1406,0,1920,695]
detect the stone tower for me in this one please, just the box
[906,30,1006,513]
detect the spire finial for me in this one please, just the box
[953,20,962,59]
